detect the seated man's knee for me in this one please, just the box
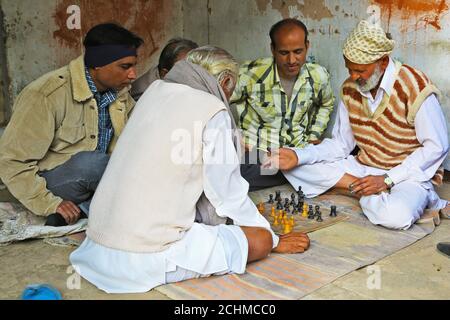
[241,227,273,263]
[72,151,110,179]
[368,200,416,230]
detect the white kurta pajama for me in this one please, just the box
[283,59,449,230]
[70,110,279,294]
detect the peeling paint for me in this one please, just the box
[372,0,449,30]
[53,0,171,63]
[256,0,333,20]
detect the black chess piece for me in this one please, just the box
[330,205,337,217]
[268,194,274,204]
[276,199,283,210]
[308,205,314,219]
[284,198,290,208]
[316,212,323,222]
[285,206,291,214]
[290,193,296,205]
[292,206,299,215]
[275,191,281,202]
[297,186,304,197]
[297,201,304,211]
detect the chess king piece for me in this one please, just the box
[297,185,304,196]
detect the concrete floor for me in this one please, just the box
[0,184,449,300]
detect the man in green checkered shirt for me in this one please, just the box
[231,18,335,191]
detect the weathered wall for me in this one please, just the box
[0,4,7,126]
[0,0,183,119]
[183,0,209,45]
[185,0,450,169]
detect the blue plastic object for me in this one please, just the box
[21,284,63,300]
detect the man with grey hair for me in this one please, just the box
[265,20,449,230]
[70,46,309,293]
[130,37,198,100]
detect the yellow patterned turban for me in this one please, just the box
[343,20,395,64]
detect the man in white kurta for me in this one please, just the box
[70,47,309,294]
[267,21,448,230]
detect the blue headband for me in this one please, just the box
[84,45,137,68]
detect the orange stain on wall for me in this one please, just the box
[372,0,449,30]
[53,0,171,66]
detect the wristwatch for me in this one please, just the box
[383,174,394,190]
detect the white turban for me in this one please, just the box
[343,20,395,64]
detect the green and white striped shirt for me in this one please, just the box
[231,57,335,150]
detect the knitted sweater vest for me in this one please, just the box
[341,61,443,186]
[87,81,226,253]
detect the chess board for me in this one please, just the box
[256,192,349,235]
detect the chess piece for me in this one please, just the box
[330,205,337,217]
[314,206,321,217]
[297,185,304,198]
[258,202,265,214]
[284,198,289,208]
[283,222,292,234]
[274,217,279,226]
[308,205,314,219]
[290,216,295,226]
[271,206,276,217]
[290,193,296,206]
[268,194,274,204]
[275,191,281,202]
[285,206,291,214]
[316,212,323,222]
[292,206,299,215]
[276,199,283,210]
[302,203,308,218]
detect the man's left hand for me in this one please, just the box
[350,175,388,196]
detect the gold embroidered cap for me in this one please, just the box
[343,20,395,64]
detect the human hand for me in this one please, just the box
[56,200,81,225]
[349,175,388,197]
[272,232,310,254]
[262,148,299,171]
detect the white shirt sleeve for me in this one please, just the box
[294,101,356,165]
[202,110,279,248]
[387,94,449,184]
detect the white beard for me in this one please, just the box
[357,64,384,92]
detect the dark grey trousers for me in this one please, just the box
[240,150,288,192]
[40,151,110,215]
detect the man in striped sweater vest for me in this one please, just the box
[263,20,449,230]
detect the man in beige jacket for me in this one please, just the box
[0,23,143,226]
